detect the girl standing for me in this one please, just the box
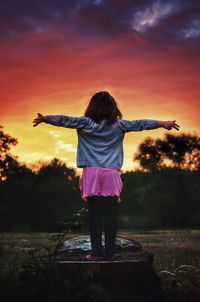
[33,91,180,260]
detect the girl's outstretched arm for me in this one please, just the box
[33,113,90,129]
[118,119,180,132]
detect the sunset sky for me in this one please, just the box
[1,0,200,174]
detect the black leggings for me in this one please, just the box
[87,195,118,257]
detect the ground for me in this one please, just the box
[0,229,200,301]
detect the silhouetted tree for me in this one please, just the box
[36,158,76,180]
[0,125,199,231]
[0,125,34,181]
[134,132,200,172]
[0,125,17,180]
[0,154,34,181]
[0,125,17,156]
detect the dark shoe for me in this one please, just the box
[85,254,104,261]
[104,254,118,261]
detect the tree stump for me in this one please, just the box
[49,235,175,302]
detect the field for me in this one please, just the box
[0,229,200,301]
[120,229,200,272]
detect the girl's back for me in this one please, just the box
[45,113,159,169]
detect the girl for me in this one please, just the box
[33,91,180,260]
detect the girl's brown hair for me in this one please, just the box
[84,91,122,125]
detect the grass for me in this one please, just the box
[118,229,200,272]
[0,229,199,276]
[0,229,200,301]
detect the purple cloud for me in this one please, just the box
[131,1,179,33]
[181,19,200,38]
[0,0,199,45]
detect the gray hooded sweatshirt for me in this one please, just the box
[46,115,159,170]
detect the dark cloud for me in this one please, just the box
[0,0,200,44]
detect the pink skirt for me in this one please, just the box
[79,166,123,203]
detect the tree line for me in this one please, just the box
[0,125,199,231]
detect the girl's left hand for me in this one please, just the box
[163,120,180,131]
[33,113,46,127]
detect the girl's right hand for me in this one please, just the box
[162,120,180,131]
[33,113,46,127]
